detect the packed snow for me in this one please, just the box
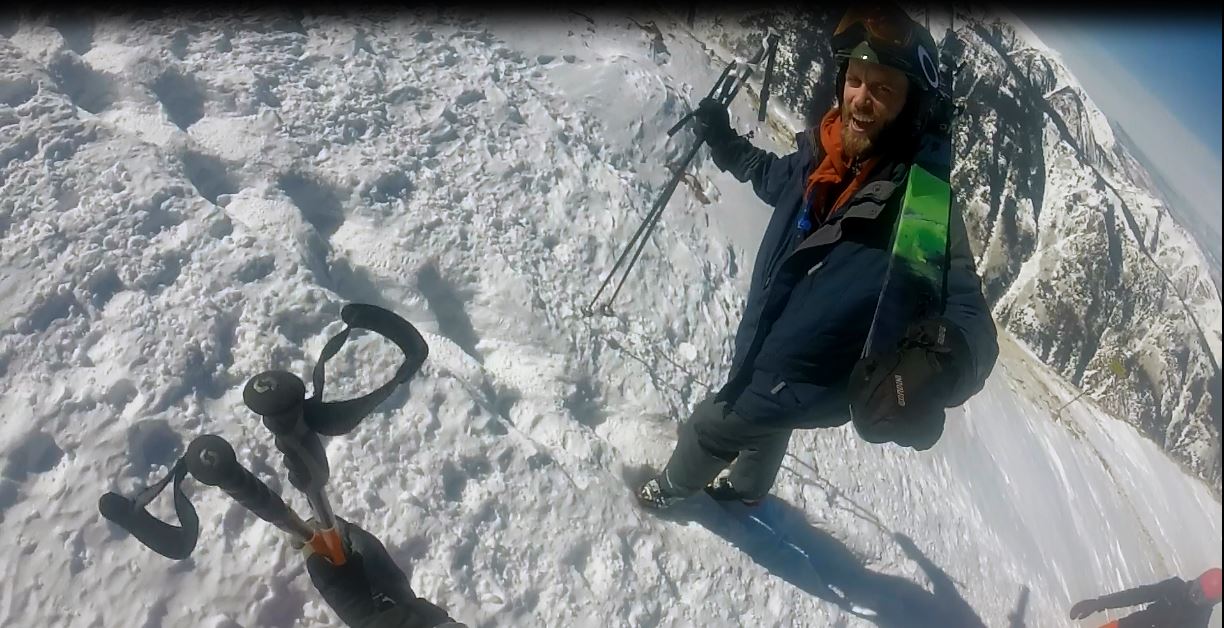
[0,9,1219,628]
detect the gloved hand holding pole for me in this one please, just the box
[585,30,781,316]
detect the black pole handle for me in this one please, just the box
[241,371,330,493]
[241,370,338,532]
[272,428,330,494]
[185,435,315,542]
[704,61,737,101]
[716,67,741,103]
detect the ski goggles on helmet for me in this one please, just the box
[833,4,917,53]
[831,4,940,90]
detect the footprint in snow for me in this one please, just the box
[2,430,64,483]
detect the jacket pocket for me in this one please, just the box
[764,371,849,428]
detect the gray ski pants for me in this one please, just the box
[660,396,793,500]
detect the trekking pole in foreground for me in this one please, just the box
[99,303,429,566]
[583,30,781,317]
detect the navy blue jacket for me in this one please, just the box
[709,128,998,428]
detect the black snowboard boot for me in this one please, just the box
[703,475,762,507]
[635,476,685,511]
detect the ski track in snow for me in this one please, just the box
[0,10,1219,628]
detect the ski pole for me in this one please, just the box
[100,304,429,567]
[585,108,720,317]
[594,60,760,314]
[240,304,427,564]
[244,370,347,565]
[757,30,780,122]
[183,434,318,545]
[584,32,776,316]
[599,140,705,310]
[583,59,739,317]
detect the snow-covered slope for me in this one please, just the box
[0,9,1219,628]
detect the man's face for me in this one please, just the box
[840,58,911,159]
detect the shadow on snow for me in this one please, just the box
[676,495,988,628]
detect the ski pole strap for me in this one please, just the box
[304,304,429,436]
[98,458,199,560]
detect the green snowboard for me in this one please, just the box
[862,95,955,357]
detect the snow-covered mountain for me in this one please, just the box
[1107,118,1224,292]
[693,6,1223,495]
[1,7,1220,628]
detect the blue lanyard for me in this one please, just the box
[796,195,814,237]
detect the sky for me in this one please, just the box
[1015,12,1223,265]
[1030,16,1221,155]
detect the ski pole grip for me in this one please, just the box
[758,31,780,122]
[185,435,301,536]
[270,422,331,494]
[242,371,331,492]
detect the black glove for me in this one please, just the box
[307,517,457,628]
[691,97,736,147]
[1068,597,1103,620]
[848,318,967,450]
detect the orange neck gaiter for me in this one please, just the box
[803,109,883,224]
